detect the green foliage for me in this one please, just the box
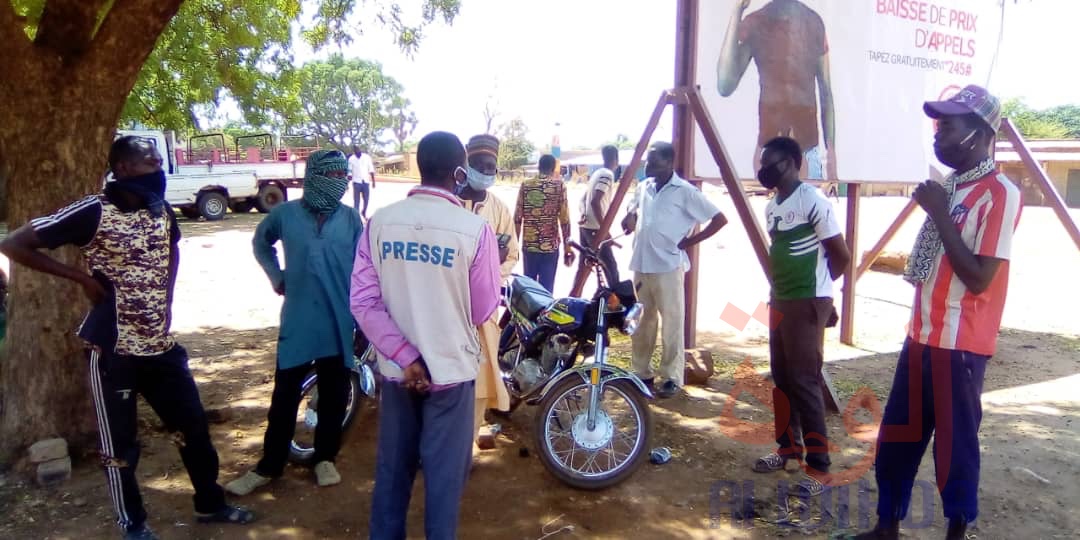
[121,0,301,131]
[116,0,459,132]
[1041,104,1080,137]
[388,96,418,152]
[1001,98,1078,139]
[606,133,636,150]
[288,54,410,151]
[497,117,535,170]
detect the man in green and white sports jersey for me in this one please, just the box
[751,136,851,497]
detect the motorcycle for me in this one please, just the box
[499,236,652,490]
[288,334,378,464]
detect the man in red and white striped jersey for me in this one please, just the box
[856,85,1022,540]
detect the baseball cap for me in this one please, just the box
[924,84,1001,132]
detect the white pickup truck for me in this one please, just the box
[119,129,316,220]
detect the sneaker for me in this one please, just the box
[656,380,680,399]
[752,452,791,473]
[314,461,341,487]
[123,525,159,540]
[224,470,271,496]
[796,474,827,497]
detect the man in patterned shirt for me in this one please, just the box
[855,86,1021,540]
[0,137,252,540]
[514,154,574,292]
[750,136,850,498]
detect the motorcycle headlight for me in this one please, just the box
[621,303,644,336]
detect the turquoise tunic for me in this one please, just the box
[253,201,362,369]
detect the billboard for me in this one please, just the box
[693,0,1004,183]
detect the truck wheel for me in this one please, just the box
[230,200,254,214]
[179,207,200,220]
[255,184,285,213]
[197,192,228,221]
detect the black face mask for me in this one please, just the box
[106,170,167,214]
[757,160,788,190]
[934,129,979,169]
[120,170,167,198]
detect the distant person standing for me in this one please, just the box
[751,136,850,499]
[459,134,518,448]
[854,86,1021,540]
[717,0,837,181]
[227,149,362,496]
[348,145,376,218]
[621,142,727,399]
[514,154,575,292]
[578,144,622,284]
[351,131,500,539]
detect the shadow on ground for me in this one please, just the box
[0,325,1076,539]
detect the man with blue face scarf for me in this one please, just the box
[0,136,254,539]
[227,149,363,495]
[459,134,517,449]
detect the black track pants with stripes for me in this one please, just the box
[87,344,226,531]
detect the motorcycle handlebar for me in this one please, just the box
[567,234,624,256]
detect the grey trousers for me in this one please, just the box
[369,381,475,540]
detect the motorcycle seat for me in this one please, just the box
[509,275,554,319]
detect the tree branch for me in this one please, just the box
[35,0,112,57]
[82,0,183,85]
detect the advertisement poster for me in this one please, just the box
[693,0,1004,183]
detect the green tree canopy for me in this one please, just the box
[388,96,419,152]
[497,117,535,170]
[1001,98,1078,139]
[112,0,459,132]
[288,54,411,151]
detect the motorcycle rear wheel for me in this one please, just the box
[533,377,652,490]
[288,370,362,465]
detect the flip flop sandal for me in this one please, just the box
[196,504,255,525]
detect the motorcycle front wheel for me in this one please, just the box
[288,370,362,465]
[533,377,652,490]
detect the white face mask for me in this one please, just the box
[466,166,496,191]
[453,166,469,189]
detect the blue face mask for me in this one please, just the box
[466,166,496,191]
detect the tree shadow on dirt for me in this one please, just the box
[178,212,264,237]
[1,324,1076,539]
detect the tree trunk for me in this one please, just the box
[0,0,183,462]
[0,87,129,461]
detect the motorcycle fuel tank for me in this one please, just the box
[537,297,590,331]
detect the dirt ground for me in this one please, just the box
[0,183,1077,539]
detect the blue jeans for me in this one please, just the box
[369,381,475,540]
[352,182,370,216]
[523,251,559,293]
[874,339,989,524]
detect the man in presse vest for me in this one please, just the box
[351,131,500,539]
[855,85,1021,540]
